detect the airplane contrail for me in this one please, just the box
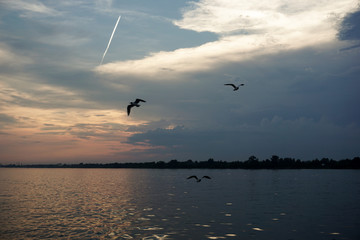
[100,15,121,65]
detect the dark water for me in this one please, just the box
[0,169,359,240]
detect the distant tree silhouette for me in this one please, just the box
[168,159,179,168]
[156,161,166,168]
[244,155,260,168]
[1,156,359,169]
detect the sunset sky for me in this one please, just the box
[0,0,359,164]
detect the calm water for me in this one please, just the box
[0,169,359,240]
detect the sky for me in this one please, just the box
[0,0,359,164]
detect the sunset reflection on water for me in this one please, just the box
[1,169,153,239]
[0,168,359,239]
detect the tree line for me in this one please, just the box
[1,155,359,169]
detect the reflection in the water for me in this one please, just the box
[225,233,237,237]
[252,227,264,231]
[0,168,359,240]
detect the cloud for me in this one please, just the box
[37,33,90,47]
[126,116,360,161]
[0,76,94,110]
[0,43,32,67]
[1,0,59,16]
[174,0,356,34]
[1,0,359,163]
[0,104,151,163]
[94,33,320,80]
[95,0,358,80]
[0,113,18,127]
[338,9,360,40]
[339,43,360,51]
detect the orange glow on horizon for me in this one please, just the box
[0,106,160,164]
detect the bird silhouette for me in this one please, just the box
[187,175,211,182]
[127,98,146,116]
[224,83,244,91]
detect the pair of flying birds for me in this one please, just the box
[127,83,244,116]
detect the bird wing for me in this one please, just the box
[239,83,245,86]
[187,175,198,180]
[127,105,133,116]
[224,84,236,89]
[202,176,211,179]
[135,98,146,103]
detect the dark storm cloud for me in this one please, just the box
[122,43,360,161]
[127,116,360,161]
[126,126,244,160]
[338,8,360,52]
[338,9,360,40]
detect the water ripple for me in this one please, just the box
[1,168,359,240]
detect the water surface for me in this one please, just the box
[0,168,359,239]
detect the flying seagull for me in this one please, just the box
[127,98,146,116]
[224,83,244,91]
[187,175,211,182]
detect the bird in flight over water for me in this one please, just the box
[127,98,146,116]
[224,83,244,91]
[187,175,211,182]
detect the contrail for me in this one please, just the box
[100,15,121,65]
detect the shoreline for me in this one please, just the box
[1,157,359,169]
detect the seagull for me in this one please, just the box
[224,83,244,91]
[187,175,211,182]
[127,98,146,116]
